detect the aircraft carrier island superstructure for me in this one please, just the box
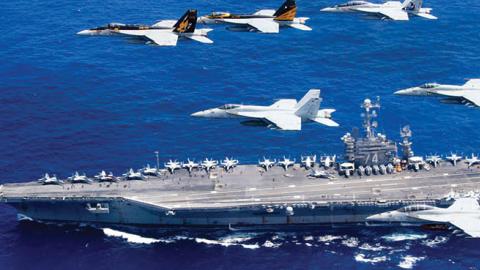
[2,98,480,232]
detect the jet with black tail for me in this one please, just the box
[77,10,213,46]
[198,0,311,33]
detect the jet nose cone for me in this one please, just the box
[394,89,407,95]
[365,213,384,221]
[320,7,335,12]
[77,29,92,35]
[394,87,416,95]
[191,111,206,117]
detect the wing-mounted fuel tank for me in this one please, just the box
[341,97,399,167]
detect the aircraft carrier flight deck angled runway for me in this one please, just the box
[2,98,480,237]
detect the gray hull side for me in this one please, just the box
[5,198,447,227]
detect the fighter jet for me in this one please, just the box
[321,0,437,21]
[183,159,200,174]
[308,170,335,179]
[259,158,276,171]
[191,89,338,131]
[141,164,159,176]
[221,157,239,171]
[425,155,442,168]
[395,79,480,107]
[38,173,63,185]
[202,158,218,173]
[94,171,117,182]
[77,10,213,46]
[123,169,144,180]
[369,198,480,238]
[301,155,316,169]
[446,153,462,166]
[164,160,182,174]
[68,172,92,184]
[278,157,295,170]
[465,154,480,168]
[198,0,311,33]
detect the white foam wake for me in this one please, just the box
[354,253,388,264]
[102,228,162,244]
[421,236,449,247]
[398,255,426,269]
[195,236,260,249]
[382,233,427,242]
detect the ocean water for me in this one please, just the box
[1,0,480,269]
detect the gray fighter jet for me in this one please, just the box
[321,0,437,21]
[191,89,338,131]
[395,79,480,107]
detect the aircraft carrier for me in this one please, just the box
[1,98,480,230]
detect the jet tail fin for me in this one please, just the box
[294,89,321,118]
[448,198,480,212]
[273,0,297,21]
[173,10,197,33]
[464,79,480,88]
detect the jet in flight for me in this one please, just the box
[321,0,437,21]
[191,89,338,131]
[77,10,213,46]
[368,198,480,238]
[394,79,480,107]
[198,0,311,33]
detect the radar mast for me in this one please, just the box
[361,97,381,140]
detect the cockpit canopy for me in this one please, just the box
[93,23,149,31]
[208,12,232,18]
[337,1,368,7]
[219,104,240,110]
[420,83,440,89]
[398,205,435,212]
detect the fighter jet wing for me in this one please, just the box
[151,20,177,28]
[144,31,179,46]
[449,217,480,238]
[232,111,301,130]
[413,12,438,20]
[265,114,301,130]
[310,117,340,127]
[116,30,179,46]
[288,23,313,31]
[435,90,480,107]
[253,9,276,16]
[270,99,298,109]
[185,35,214,44]
[221,19,280,33]
[355,8,409,20]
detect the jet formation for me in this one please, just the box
[191,89,339,131]
[198,0,312,33]
[395,79,480,107]
[77,0,438,46]
[77,10,213,46]
[321,0,437,21]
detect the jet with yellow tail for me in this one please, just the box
[198,0,311,34]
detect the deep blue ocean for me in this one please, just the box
[1,0,480,269]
